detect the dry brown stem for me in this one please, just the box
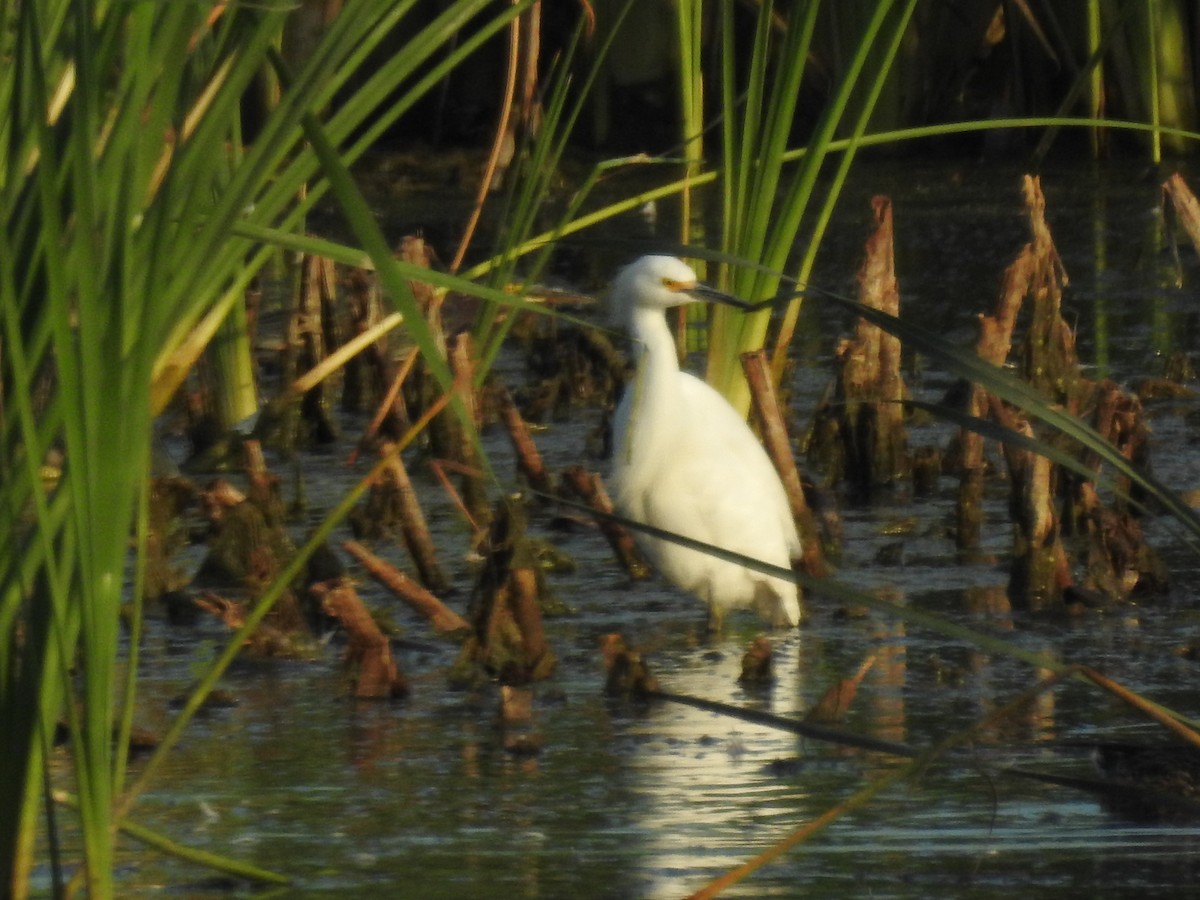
[351,346,418,465]
[289,253,340,442]
[805,654,876,724]
[342,539,468,635]
[312,577,408,699]
[457,499,556,686]
[742,349,826,577]
[498,387,553,494]
[379,442,447,592]
[810,196,909,497]
[1163,173,1200,272]
[447,331,491,528]
[561,465,650,579]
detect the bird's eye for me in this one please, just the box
[662,278,685,291]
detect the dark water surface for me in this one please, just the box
[60,161,1200,897]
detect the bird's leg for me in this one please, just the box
[705,604,724,635]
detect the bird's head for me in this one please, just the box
[610,255,752,327]
[610,255,700,321]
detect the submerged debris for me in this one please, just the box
[193,591,300,657]
[514,315,626,422]
[145,476,198,602]
[1008,741,1200,824]
[600,633,660,700]
[191,442,327,650]
[737,635,775,687]
[804,655,876,724]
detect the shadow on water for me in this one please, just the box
[68,160,1200,897]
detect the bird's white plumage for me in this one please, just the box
[610,256,801,628]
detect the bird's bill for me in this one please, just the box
[688,283,754,310]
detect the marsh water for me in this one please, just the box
[57,161,1200,897]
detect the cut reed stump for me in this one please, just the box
[243,440,287,526]
[958,178,1076,608]
[991,402,1072,611]
[956,183,1030,553]
[340,266,393,420]
[1016,178,1080,406]
[957,175,1165,609]
[290,252,340,444]
[1016,178,1164,605]
[600,633,660,699]
[312,577,409,699]
[194,441,312,639]
[809,196,909,499]
[446,331,491,530]
[1163,173,1200,267]
[1070,384,1167,597]
[198,477,246,524]
[737,636,776,687]
[452,499,557,688]
[498,386,554,495]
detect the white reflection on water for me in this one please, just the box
[602,577,1200,898]
[606,630,819,898]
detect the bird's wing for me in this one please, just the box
[661,374,801,558]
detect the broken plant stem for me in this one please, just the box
[350,345,419,465]
[343,540,468,635]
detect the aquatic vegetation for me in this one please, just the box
[5,1,1200,896]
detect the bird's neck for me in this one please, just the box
[621,307,684,467]
[630,306,680,377]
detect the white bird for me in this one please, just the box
[609,255,802,630]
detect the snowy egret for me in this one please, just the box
[609,255,801,630]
